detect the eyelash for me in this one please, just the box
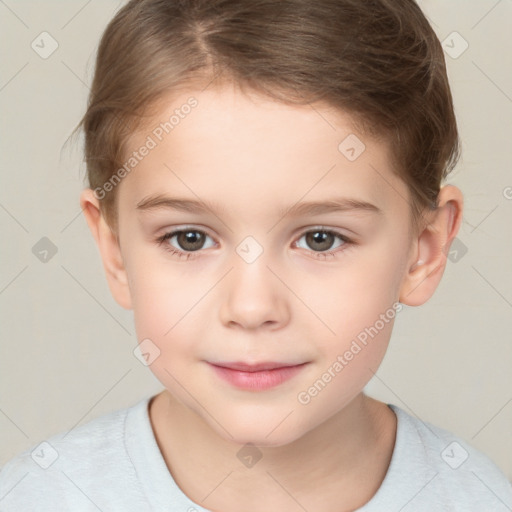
[156,227,354,261]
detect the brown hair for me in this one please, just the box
[74,0,460,232]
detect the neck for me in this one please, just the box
[149,390,396,512]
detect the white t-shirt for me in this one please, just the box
[1,395,511,511]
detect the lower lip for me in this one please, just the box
[208,363,308,391]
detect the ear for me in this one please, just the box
[399,185,463,306]
[80,189,132,310]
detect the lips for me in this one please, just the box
[207,361,309,391]
[211,361,302,372]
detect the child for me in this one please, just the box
[1,0,511,510]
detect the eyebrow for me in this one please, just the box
[136,194,382,218]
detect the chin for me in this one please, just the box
[207,410,311,448]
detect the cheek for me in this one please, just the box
[128,263,207,393]
[125,246,204,346]
[315,253,404,343]
[305,238,406,382]
[296,296,399,422]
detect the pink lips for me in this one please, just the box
[207,361,308,391]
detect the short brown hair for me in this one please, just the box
[75,0,460,232]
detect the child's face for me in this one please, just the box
[114,83,416,445]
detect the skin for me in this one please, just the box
[81,82,463,512]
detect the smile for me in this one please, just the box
[207,361,309,391]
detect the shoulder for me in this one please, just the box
[375,404,512,511]
[0,398,151,511]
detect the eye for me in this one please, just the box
[157,227,352,261]
[157,228,215,259]
[294,228,351,259]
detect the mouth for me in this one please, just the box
[206,361,309,391]
[212,361,305,372]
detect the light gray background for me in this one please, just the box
[1,0,511,480]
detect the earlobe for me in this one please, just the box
[80,189,132,310]
[399,185,463,306]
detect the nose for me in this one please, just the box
[218,252,290,331]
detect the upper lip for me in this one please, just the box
[208,361,307,372]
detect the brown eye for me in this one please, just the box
[305,231,336,251]
[301,229,348,251]
[160,229,215,253]
[176,230,206,251]
[295,229,349,254]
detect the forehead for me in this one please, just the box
[118,84,409,220]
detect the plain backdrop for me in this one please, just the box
[1,0,511,480]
